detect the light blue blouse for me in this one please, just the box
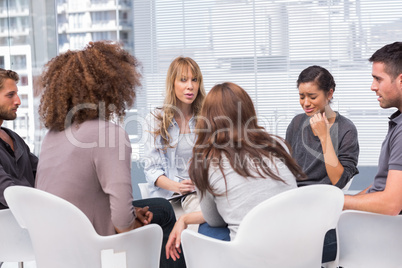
[143,112,196,198]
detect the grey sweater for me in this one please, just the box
[286,112,359,188]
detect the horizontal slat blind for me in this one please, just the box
[133,0,400,165]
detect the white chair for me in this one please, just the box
[181,185,344,268]
[342,177,354,191]
[138,182,151,199]
[336,210,402,268]
[4,186,163,268]
[0,209,35,268]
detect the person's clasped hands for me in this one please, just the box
[134,206,153,228]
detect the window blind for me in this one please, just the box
[133,0,402,165]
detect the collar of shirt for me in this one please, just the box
[388,110,402,129]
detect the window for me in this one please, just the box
[19,74,28,86]
[93,31,115,41]
[133,0,402,166]
[10,55,26,70]
[0,0,57,154]
[91,11,112,26]
[1,0,401,167]
[19,94,28,108]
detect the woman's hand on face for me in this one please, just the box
[178,179,195,195]
[309,112,330,140]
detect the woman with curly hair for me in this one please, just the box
[36,41,185,268]
[143,56,206,214]
[165,82,305,261]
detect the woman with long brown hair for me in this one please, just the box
[166,82,305,261]
[191,82,304,236]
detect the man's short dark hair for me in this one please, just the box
[369,42,402,80]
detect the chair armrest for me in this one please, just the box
[181,229,234,268]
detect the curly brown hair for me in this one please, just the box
[39,41,142,131]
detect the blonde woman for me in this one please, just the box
[144,56,206,213]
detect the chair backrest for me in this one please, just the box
[5,186,162,268]
[0,209,35,262]
[182,185,344,268]
[138,182,151,199]
[342,176,354,191]
[337,210,402,268]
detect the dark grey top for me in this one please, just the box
[286,112,359,188]
[0,127,37,209]
[368,110,402,193]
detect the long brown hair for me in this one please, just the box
[189,82,305,197]
[152,56,206,148]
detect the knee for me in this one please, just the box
[150,198,176,221]
[154,197,174,211]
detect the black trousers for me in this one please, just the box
[322,229,337,263]
[132,198,186,268]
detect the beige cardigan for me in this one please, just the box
[36,119,135,236]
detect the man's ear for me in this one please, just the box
[398,73,402,89]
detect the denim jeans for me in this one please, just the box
[198,222,231,241]
[133,198,186,268]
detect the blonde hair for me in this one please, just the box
[152,56,206,148]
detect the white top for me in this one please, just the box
[176,133,195,180]
[143,112,196,198]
